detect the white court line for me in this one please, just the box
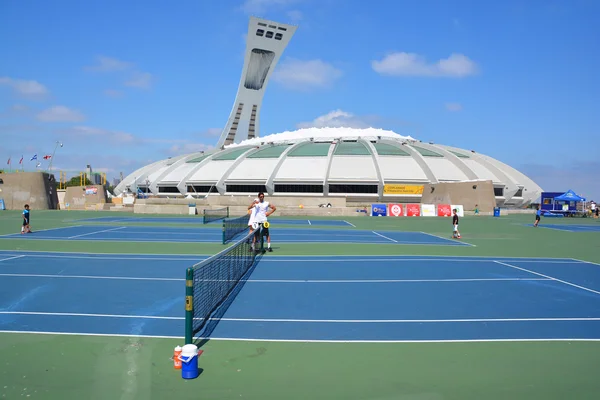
[307,220,312,225]
[372,231,398,243]
[493,260,600,296]
[420,231,476,247]
[343,220,356,227]
[0,273,184,282]
[3,330,600,343]
[0,311,181,320]
[0,254,203,261]
[0,255,26,262]
[0,225,84,237]
[571,258,600,267]
[3,311,600,324]
[68,226,127,239]
[0,274,550,283]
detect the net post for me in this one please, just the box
[227,206,230,218]
[222,220,226,245]
[202,209,206,225]
[185,267,194,344]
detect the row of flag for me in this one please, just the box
[6,154,52,169]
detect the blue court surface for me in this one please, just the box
[1,251,599,342]
[0,225,471,246]
[534,223,600,232]
[72,216,355,227]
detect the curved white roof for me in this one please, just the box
[115,127,543,206]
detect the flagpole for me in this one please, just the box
[46,141,63,173]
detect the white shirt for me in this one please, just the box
[591,202,596,210]
[253,200,270,223]
[248,198,258,226]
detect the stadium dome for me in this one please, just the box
[114,127,542,207]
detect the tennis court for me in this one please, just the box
[1,210,599,400]
[2,251,599,341]
[72,216,355,227]
[531,223,600,232]
[0,225,472,246]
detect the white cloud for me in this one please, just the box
[167,143,215,156]
[272,58,342,91]
[36,106,86,122]
[445,102,463,112]
[202,128,223,137]
[103,89,124,98]
[60,126,135,143]
[296,109,372,129]
[0,77,49,99]
[287,10,303,22]
[240,0,300,14]
[125,72,154,89]
[372,52,478,78]
[85,56,133,72]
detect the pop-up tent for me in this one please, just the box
[554,190,586,202]
[553,190,586,212]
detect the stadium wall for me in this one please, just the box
[63,185,107,210]
[0,172,59,210]
[420,180,497,212]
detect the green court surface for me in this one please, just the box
[1,210,599,400]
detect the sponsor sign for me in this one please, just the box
[421,204,436,217]
[388,203,404,217]
[371,203,387,217]
[437,204,452,217]
[406,204,421,217]
[383,184,424,195]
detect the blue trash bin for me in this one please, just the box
[493,207,500,217]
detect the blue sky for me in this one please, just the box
[1,0,598,200]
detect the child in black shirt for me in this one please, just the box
[452,209,461,239]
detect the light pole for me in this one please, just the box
[47,141,63,173]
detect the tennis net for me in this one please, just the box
[185,229,263,343]
[222,214,250,244]
[203,207,229,224]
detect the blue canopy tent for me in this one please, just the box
[551,190,586,215]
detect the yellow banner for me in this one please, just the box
[384,184,424,195]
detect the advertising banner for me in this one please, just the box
[388,203,404,217]
[421,204,436,217]
[383,184,424,195]
[451,205,464,217]
[406,204,421,217]
[437,204,452,217]
[371,203,387,216]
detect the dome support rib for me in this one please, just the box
[359,139,384,199]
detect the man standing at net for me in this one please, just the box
[249,192,276,252]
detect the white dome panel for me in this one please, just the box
[425,158,470,182]
[161,162,197,183]
[276,157,329,181]
[378,157,427,181]
[228,158,281,180]
[188,160,236,182]
[146,165,170,183]
[461,159,501,183]
[329,156,378,181]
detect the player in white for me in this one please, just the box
[248,192,276,252]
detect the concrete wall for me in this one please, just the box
[0,171,59,210]
[420,180,497,212]
[63,185,107,210]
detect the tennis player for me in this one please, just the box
[452,208,461,239]
[249,192,276,252]
[21,204,31,234]
[534,205,541,227]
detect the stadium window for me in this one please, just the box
[274,184,323,193]
[186,185,213,193]
[275,33,283,40]
[0,178,3,184]
[226,184,267,193]
[329,184,378,194]
[278,27,287,31]
[266,31,274,38]
[258,22,267,27]
[256,29,264,36]
[494,187,504,196]
[158,186,180,193]
[514,188,523,197]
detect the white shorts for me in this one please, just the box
[453,224,458,232]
